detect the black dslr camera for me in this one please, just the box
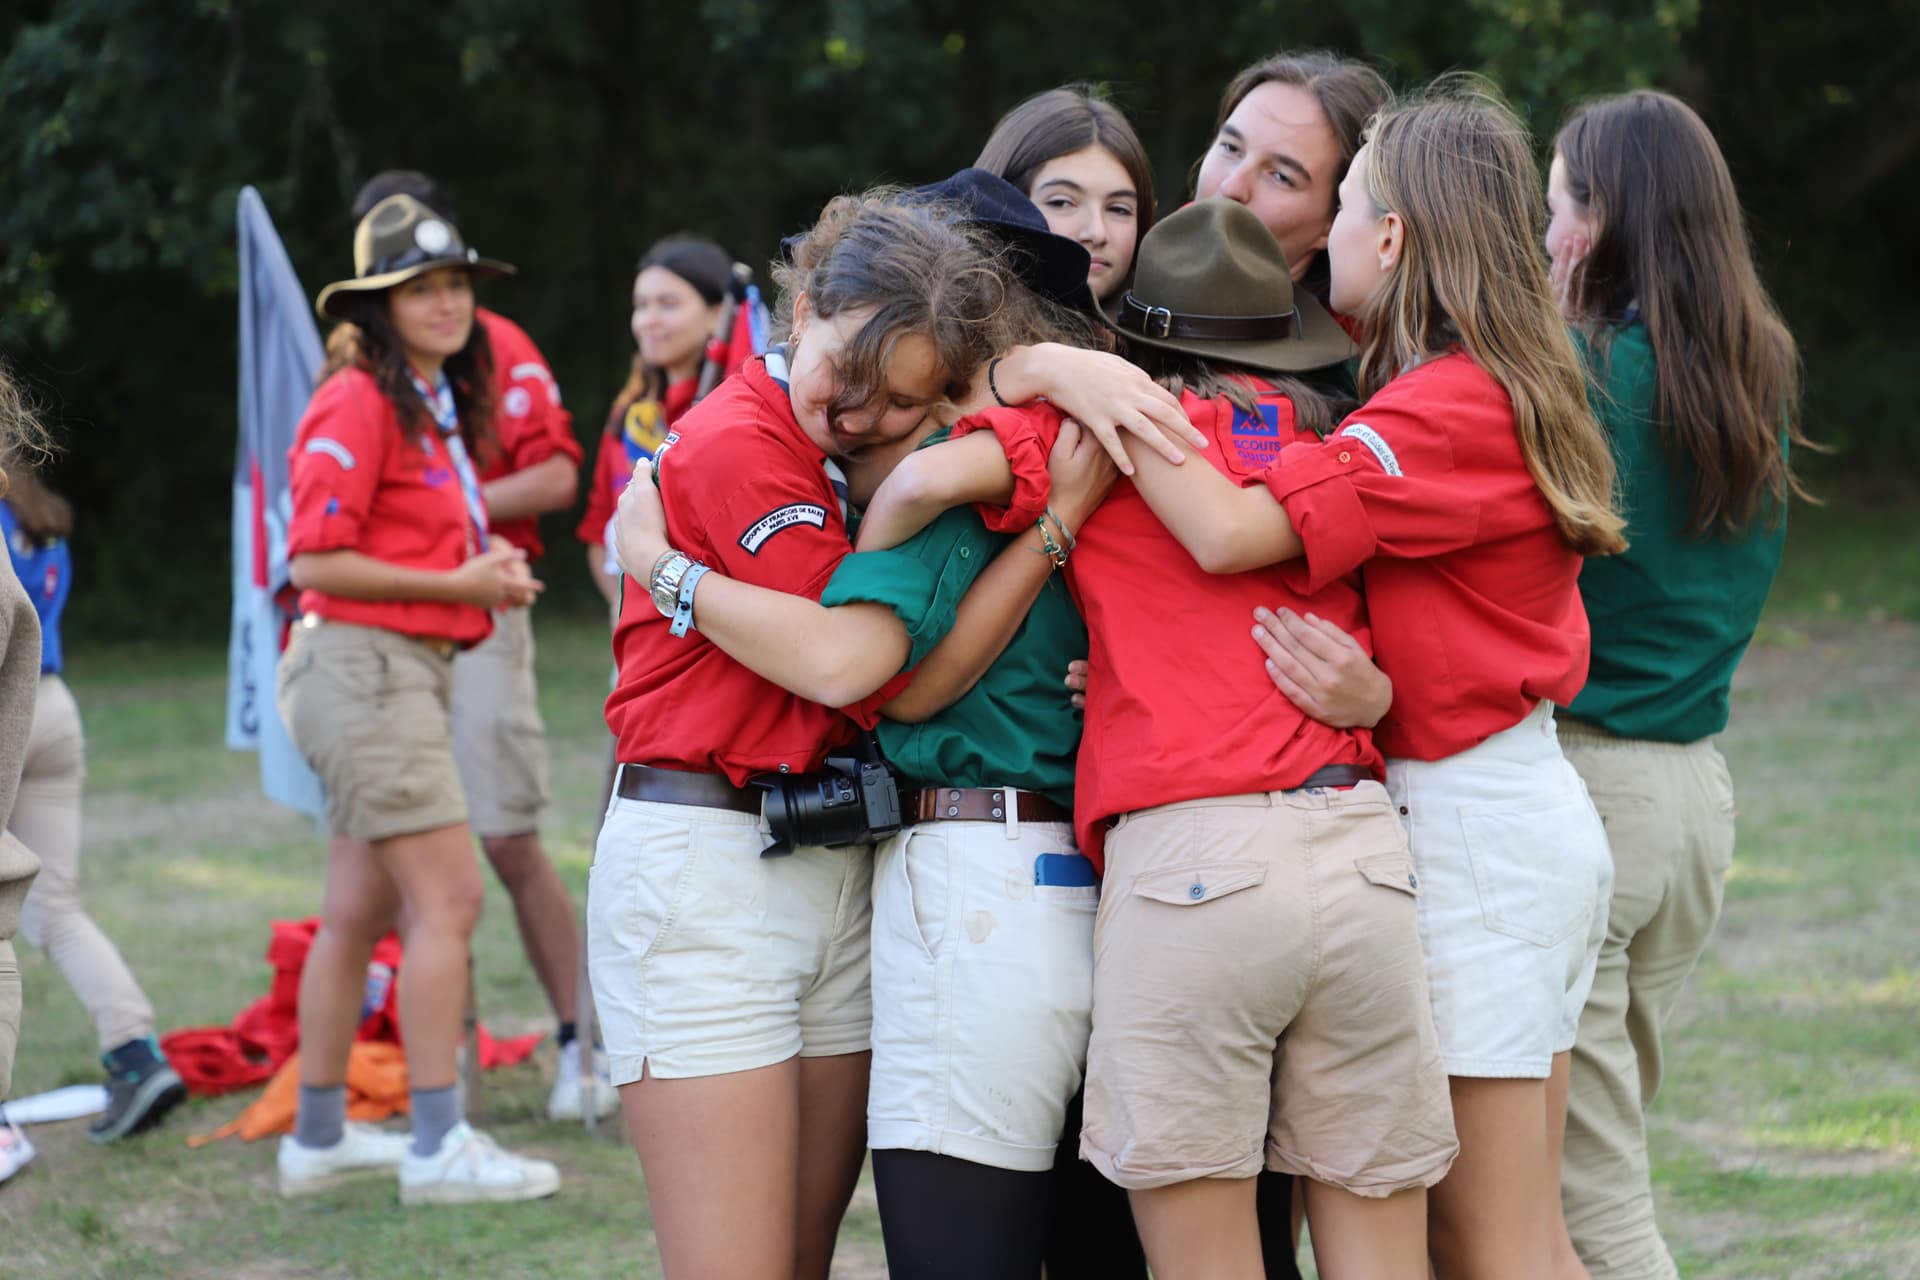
[753,736,901,856]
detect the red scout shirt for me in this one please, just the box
[286,367,493,645]
[605,357,903,782]
[953,387,1381,870]
[1260,353,1589,761]
[476,308,581,562]
[575,377,698,549]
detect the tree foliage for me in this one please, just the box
[0,0,1904,637]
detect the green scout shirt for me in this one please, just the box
[1563,321,1786,742]
[821,433,1085,807]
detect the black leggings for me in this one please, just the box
[871,1090,1305,1280]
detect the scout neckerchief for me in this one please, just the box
[409,368,490,553]
[763,346,853,533]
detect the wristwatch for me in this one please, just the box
[649,551,694,619]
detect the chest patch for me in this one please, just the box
[1338,423,1402,476]
[738,503,828,554]
[1227,402,1284,470]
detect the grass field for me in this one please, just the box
[2,500,1916,1278]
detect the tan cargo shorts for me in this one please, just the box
[449,607,551,838]
[277,620,468,842]
[1082,783,1457,1196]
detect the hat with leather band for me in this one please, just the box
[1093,197,1356,374]
[315,194,515,319]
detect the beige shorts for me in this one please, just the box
[586,796,872,1083]
[1083,783,1457,1196]
[449,607,551,837]
[276,621,468,842]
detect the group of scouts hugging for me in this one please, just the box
[270,45,1808,1280]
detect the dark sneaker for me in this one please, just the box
[88,1059,187,1143]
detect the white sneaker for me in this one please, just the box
[399,1122,560,1205]
[0,1111,35,1184]
[546,1040,620,1122]
[277,1122,411,1197]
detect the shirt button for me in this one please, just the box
[1189,883,1205,900]
[958,546,971,559]
[1338,450,1352,463]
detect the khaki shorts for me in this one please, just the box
[449,607,551,837]
[1083,783,1457,1196]
[276,621,468,842]
[586,797,872,1083]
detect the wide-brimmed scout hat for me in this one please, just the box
[315,194,514,319]
[1094,198,1355,374]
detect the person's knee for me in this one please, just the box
[480,832,545,888]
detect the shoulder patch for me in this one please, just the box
[304,437,356,470]
[738,503,828,554]
[502,386,533,419]
[1337,423,1401,476]
[508,361,553,384]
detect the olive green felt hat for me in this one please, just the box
[315,194,514,319]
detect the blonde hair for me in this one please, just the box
[0,363,56,502]
[1357,78,1626,556]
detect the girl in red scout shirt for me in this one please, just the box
[1544,92,1809,1280]
[579,237,734,611]
[845,197,1455,1280]
[1086,84,1628,1280]
[346,168,606,1126]
[976,84,1156,304]
[590,186,1197,1280]
[274,194,559,1207]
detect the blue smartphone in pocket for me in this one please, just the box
[1035,853,1097,887]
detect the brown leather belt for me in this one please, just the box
[908,786,1072,826]
[615,763,762,816]
[1291,764,1375,791]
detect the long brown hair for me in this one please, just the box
[1358,78,1626,556]
[771,191,1029,424]
[1203,51,1392,302]
[321,287,497,464]
[1557,90,1810,537]
[977,85,1158,242]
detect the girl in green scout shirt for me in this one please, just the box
[579,237,732,611]
[1543,90,1809,1280]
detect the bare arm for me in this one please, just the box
[991,342,1207,473]
[1126,442,1304,573]
[612,463,909,706]
[482,454,579,523]
[676,574,911,707]
[854,432,1017,552]
[289,543,541,609]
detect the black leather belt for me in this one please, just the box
[615,763,762,816]
[907,786,1072,826]
[1290,764,1374,791]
